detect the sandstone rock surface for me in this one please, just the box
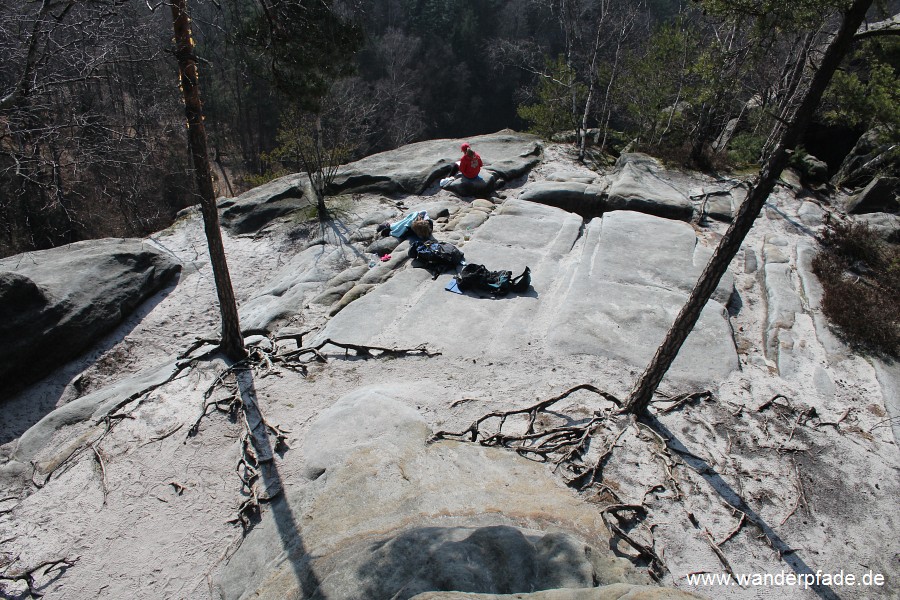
[316,201,737,382]
[218,173,313,234]
[217,388,651,600]
[0,239,180,396]
[330,131,542,196]
[606,154,693,221]
[410,584,703,599]
[844,177,899,214]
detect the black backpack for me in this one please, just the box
[408,240,464,278]
[455,264,531,296]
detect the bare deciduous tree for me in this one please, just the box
[0,0,190,257]
[267,77,377,220]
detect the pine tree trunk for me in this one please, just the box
[171,0,245,360]
[625,0,874,414]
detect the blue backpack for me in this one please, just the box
[408,240,464,278]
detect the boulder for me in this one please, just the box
[518,182,606,218]
[797,153,829,185]
[218,173,313,234]
[0,239,181,397]
[329,283,375,315]
[606,154,693,221]
[614,153,660,170]
[448,207,491,231]
[702,191,735,223]
[367,235,402,255]
[778,168,803,191]
[833,128,899,188]
[415,200,459,220]
[844,177,899,214]
[853,212,900,243]
[216,389,649,600]
[329,130,542,196]
[310,265,371,306]
[443,170,499,198]
[546,171,600,185]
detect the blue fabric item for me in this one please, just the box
[445,279,463,294]
[390,210,428,238]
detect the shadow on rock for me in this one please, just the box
[643,415,841,600]
[349,525,607,600]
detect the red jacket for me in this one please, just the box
[459,152,483,178]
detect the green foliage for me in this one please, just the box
[813,218,900,356]
[727,132,766,166]
[823,39,900,136]
[618,18,701,146]
[647,0,684,21]
[244,169,290,189]
[699,0,852,31]
[516,56,584,139]
[240,0,363,110]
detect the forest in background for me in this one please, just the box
[1,0,897,258]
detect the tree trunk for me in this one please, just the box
[171,0,245,360]
[625,0,874,415]
[578,13,606,162]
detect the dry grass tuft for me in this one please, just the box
[812,217,900,357]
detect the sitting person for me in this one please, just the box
[443,143,483,186]
[458,143,483,179]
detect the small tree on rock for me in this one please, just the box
[265,78,376,220]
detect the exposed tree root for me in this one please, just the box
[448,397,484,408]
[178,337,221,360]
[0,557,78,598]
[719,511,748,546]
[779,459,810,526]
[196,336,441,381]
[601,504,666,581]
[273,328,315,345]
[653,390,713,414]
[568,426,627,489]
[433,385,672,576]
[868,414,900,432]
[91,444,109,505]
[757,393,790,412]
[815,407,851,430]
[431,383,622,476]
[687,511,739,583]
[140,423,184,446]
[282,338,441,364]
[187,361,289,528]
[433,384,836,585]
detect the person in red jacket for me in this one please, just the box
[458,142,482,179]
[440,142,485,188]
